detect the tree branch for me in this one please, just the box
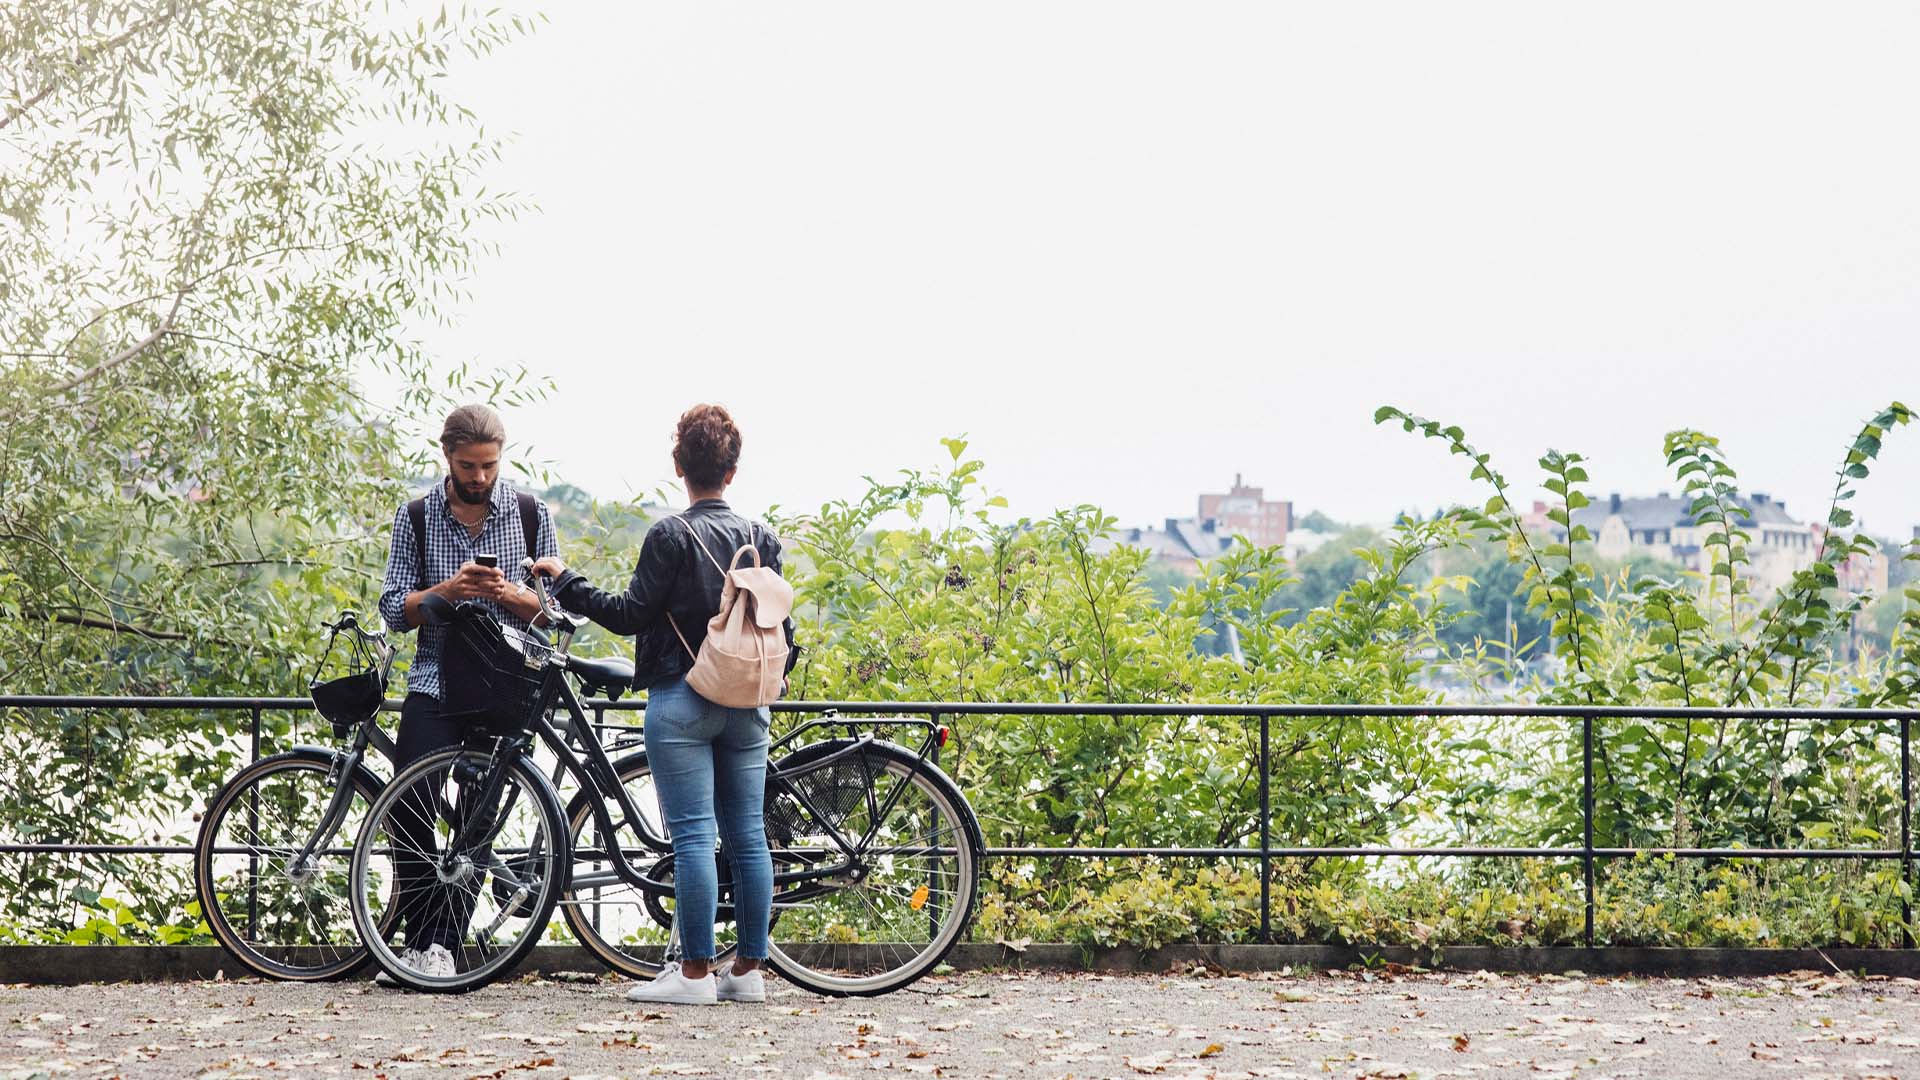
[0,530,164,619]
[0,6,190,132]
[45,218,390,399]
[29,610,186,642]
[46,311,182,395]
[17,608,243,650]
[185,556,376,579]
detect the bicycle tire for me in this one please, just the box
[560,752,741,979]
[350,745,567,993]
[194,749,392,981]
[762,739,981,997]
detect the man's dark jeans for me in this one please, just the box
[392,692,477,952]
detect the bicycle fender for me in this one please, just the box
[774,738,987,859]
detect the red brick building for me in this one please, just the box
[1197,474,1292,549]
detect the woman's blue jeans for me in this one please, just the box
[644,675,773,963]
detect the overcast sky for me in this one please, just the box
[413,2,1920,539]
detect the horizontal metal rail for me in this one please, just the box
[2,694,1916,949]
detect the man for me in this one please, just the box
[376,403,559,982]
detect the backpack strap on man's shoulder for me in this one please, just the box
[516,490,540,560]
[408,497,428,591]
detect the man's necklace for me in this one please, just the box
[448,484,487,536]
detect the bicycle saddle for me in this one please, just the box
[567,653,634,699]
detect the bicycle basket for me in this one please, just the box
[441,603,551,736]
[308,618,388,737]
[766,748,872,847]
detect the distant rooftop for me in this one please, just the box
[1569,491,1801,530]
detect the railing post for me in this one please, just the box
[1903,715,1913,949]
[1582,712,1595,950]
[929,710,943,943]
[1259,712,1271,945]
[247,706,262,938]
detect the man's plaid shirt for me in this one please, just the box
[379,479,559,701]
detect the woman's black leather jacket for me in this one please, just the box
[552,498,799,691]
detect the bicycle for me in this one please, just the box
[193,611,401,980]
[194,609,657,981]
[347,562,985,995]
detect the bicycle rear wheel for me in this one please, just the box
[195,750,392,980]
[560,752,742,979]
[762,740,979,996]
[350,745,566,992]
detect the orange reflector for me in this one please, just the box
[909,885,930,910]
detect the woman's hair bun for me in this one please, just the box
[673,403,742,491]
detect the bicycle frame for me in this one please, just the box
[282,614,404,874]
[438,676,951,910]
[276,717,402,876]
[428,572,959,913]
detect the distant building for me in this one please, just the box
[1101,521,1234,570]
[1198,474,1292,549]
[1529,491,1886,596]
[1099,475,1293,570]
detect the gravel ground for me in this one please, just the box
[3,967,1919,1079]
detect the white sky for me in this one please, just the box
[416,2,1920,539]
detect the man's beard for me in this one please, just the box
[451,478,494,506]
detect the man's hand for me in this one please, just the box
[437,562,505,602]
[529,556,566,580]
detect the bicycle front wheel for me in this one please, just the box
[350,745,567,992]
[194,749,391,980]
[763,740,980,996]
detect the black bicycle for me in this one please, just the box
[194,609,664,981]
[346,564,984,995]
[193,611,402,980]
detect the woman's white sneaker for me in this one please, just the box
[715,965,766,1003]
[625,965,717,1005]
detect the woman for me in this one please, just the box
[532,404,796,1005]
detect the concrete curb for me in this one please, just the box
[4,943,1918,984]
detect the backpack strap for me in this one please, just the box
[516,490,541,564]
[665,610,698,661]
[408,497,428,591]
[411,490,540,590]
[664,513,743,661]
[672,513,729,575]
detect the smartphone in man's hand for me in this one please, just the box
[473,552,498,569]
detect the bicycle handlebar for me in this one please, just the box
[321,610,386,641]
[522,557,585,635]
[319,609,397,682]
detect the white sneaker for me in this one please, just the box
[715,964,766,1003]
[418,943,457,979]
[625,965,718,1005]
[374,944,457,987]
[373,947,425,987]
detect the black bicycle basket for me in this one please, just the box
[308,617,389,738]
[441,602,551,736]
[766,749,872,847]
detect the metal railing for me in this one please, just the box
[1,695,1915,949]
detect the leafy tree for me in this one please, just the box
[0,0,538,933]
[1378,403,1916,857]
[761,438,1473,940]
[1295,509,1346,533]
